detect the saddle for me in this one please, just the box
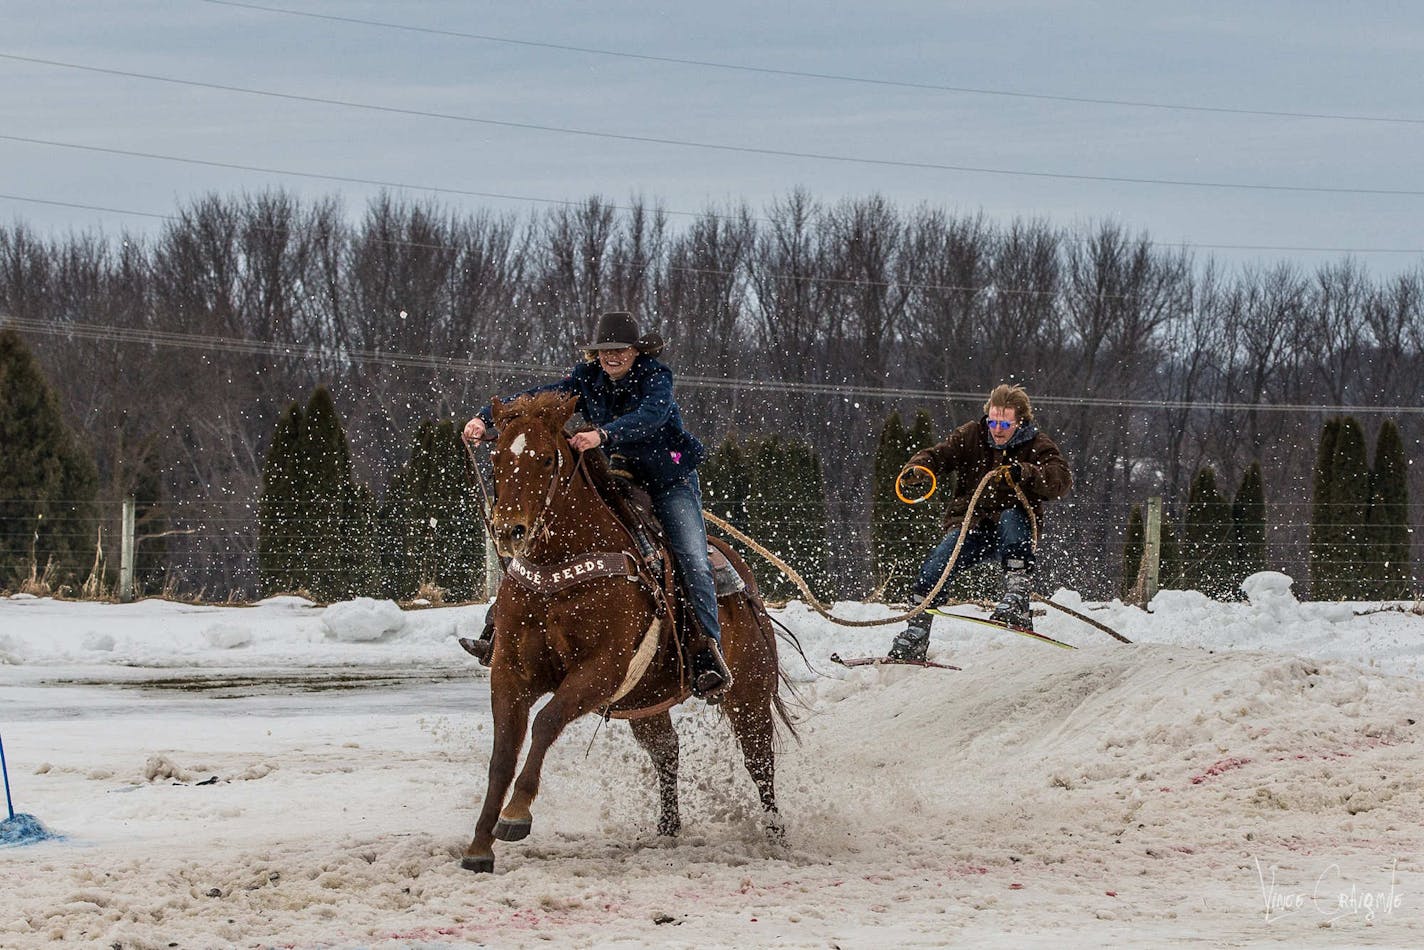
[590,447,746,601]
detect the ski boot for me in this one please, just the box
[886,611,933,661]
[989,562,1034,631]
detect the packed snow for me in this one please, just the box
[1,575,1421,948]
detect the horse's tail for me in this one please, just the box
[762,610,809,741]
[709,536,804,743]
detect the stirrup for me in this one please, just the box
[458,635,493,667]
[691,642,733,703]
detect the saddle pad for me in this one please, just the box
[708,544,746,598]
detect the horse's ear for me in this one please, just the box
[556,393,580,424]
[490,397,507,425]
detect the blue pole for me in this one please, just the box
[0,732,16,820]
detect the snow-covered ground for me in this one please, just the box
[1,573,1421,948]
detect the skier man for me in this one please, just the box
[886,383,1073,661]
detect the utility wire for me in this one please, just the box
[5,189,1424,259]
[4,53,1423,198]
[5,314,1422,416]
[198,0,1424,128]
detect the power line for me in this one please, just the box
[198,0,1424,129]
[6,53,1424,198]
[0,184,1085,300]
[6,189,1424,259]
[5,314,1422,416]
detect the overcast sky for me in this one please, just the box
[4,0,1423,275]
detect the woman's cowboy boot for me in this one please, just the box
[457,609,496,667]
[691,639,733,703]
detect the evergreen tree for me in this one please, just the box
[390,419,485,601]
[700,434,751,535]
[782,437,831,600]
[871,410,947,601]
[742,434,782,597]
[1158,513,1181,590]
[1364,419,1412,600]
[1326,417,1371,599]
[741,434,829,601]
[258,401,304,595]
[0,328,100,590]
[699,433,753,584]
[298,386,373,601]
[1120,504,1145,601]
[1230,462,1267,593]
[376,460,420,601]
[1309,418,1342,599]
[871,411,913,599]
[1182,466,1233,598]
[129,447,170,596]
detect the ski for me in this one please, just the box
[925,609,1076,650]
[830,652,962,671]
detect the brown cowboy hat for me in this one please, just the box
[581,311,664,357]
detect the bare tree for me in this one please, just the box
[1304,258,1369,406]
[899,207,993,392]
[747,190,836,389]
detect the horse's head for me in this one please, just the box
[488,391,580,558]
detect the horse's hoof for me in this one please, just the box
[494,817,532,841]
[461,855,495,873]
[657,818,681,837]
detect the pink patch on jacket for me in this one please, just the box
[669,451,682,464]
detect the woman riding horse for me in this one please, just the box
[458,377,792,874]
[462,310,733,700]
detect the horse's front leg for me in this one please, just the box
[462,679,534,873]
[496,667,613,841]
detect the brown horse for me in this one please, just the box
[461,390,795,873]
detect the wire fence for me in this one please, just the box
[3,491,1419,603]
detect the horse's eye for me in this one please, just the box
[542,456,553,468]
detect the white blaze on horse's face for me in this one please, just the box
[509,433,527,457]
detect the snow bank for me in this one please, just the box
[1,577,1422,946]
[320,597,407,642]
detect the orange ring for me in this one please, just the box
[895,465,937,504]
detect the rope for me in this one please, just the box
[702,466,1008,628]
[705,462,1131,644]
[1033,594,1133,643]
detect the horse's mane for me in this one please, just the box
[503,389,570,422]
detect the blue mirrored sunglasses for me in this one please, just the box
[986,419,1015,431]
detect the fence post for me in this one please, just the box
[119,495,136,603]
[1142,494,1162,604]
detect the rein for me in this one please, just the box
[462,436,498,541]
[465,434,669,611]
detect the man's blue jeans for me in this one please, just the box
[650,472,722,643]
[913,508,1033,607]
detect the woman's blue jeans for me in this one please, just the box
[913,508,1033,607]
[649,472,722,644]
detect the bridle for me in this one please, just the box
[521,436,568,550]
[466,424,573,555]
